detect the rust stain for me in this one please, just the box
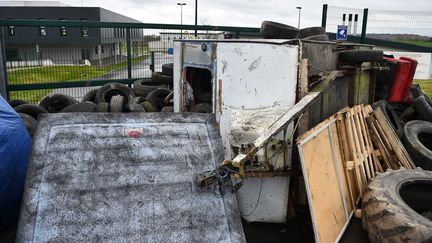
[211,44,217,62]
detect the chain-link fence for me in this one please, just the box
[367,9,432,41]
[323,4,432,42]
[324,5,364,37]
[0,20,259,103]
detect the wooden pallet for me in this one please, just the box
[335,105,382,205]
[366,107,415,170]
[297,104,415,243]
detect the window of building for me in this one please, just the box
[38,18,46,36]
[81,18,88,37]
[7,18,15,36]
[101,45,104,54]
[59,18,67,36]
[95,46,98,54]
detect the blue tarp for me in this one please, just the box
[0,95,31,229]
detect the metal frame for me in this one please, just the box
[321,4,432,52]
[0,19,260,32]
[0,19,260,100]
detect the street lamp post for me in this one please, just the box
[194,0,198,37]
[296,6,302,29]
[177,3,186,39]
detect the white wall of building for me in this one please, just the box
[383,51,432,80]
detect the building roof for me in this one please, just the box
[0,1,69,6]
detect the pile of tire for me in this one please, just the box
[363,88,432,243]
[372,87,432,171]
[362,168,432,243]
[260,20,330,41]
[8,63,176,137]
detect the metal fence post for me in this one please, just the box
[361,8,368,44]
[150,51,155,72]
[321,4,328,28]
[0,27,8,99]
[126,28,132,82]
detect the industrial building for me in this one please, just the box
[0,2,143,67]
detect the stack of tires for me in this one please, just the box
[8,63,176,137]
[363,87,432,243]
[372,87,432,171]
[259,20,329,41]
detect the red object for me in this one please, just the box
[386,56,417,103]
[400,57,418,104]
[127,130,141,138]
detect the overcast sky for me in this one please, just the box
[50,0,430,29]
[4,0,432,32]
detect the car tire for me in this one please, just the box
[95,82,135,104]
[260,21,299,39]
[18,113,37,137]
[151,72,173,85]
[128,97,146,105]
[414,95,432,122]
[372,100,404,138]
[299,27,326,38]
[60,102,96,113]
[8,99,28,108]
[39,93,78,113]
[125,97,146,112]
[82,89,98,103]
[145,88,171,111]
[339,50,384,63]
[133,79,168,97]
[402,120,432,170]
[95,102,109,112]
[190,103,212,113]
[162,63,174,77]
[14,104,48,119]
[410,84,423,99]
[126,103,146,112]
[161,106,174,112]
[362,168,432,243]
[302,34,329,41]
[164,91,174,105]
[109,95,125,113]
[142,101,157,112]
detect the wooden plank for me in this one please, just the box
[298,58,310,136]
[347,111,367,192]
[352,107,371,180]
[360,105,382,174]
[355,105,376,178]
[311,70,346,93]
[373,119,400,169]
[329,124,354,215]
[335,112,358,210]
[231,92,320,166]
[367,116,394,170]
[298,119,352,243]
[344,112,364,194]
[373,108,415,169]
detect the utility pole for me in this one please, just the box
[177,3,186,39]
[194,0,198,37]
[296,6,302,29]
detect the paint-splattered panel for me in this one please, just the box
[17,113,245,243]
